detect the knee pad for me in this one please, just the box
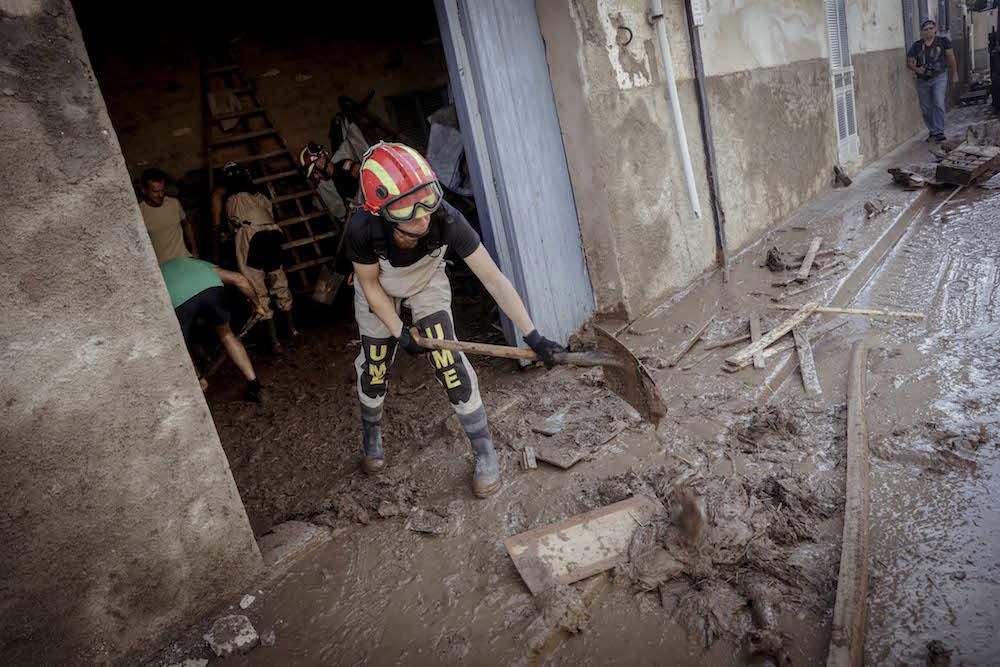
[358,335,397,399]
[415,310,473,405]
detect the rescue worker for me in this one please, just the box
[347,141,564,497]
[159,256,266,401]
[300,142,362,220]
[210,162,297,350]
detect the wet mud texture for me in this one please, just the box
[188,116,999,666]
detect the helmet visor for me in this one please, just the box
[381,181,443,222]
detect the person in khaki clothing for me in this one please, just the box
[139,168,199,264]
[211,162,296,350]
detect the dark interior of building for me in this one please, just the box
[72,1,503,533]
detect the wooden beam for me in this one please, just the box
[702,331,751,350]
[792,327,822,395]
[276,211,328,228]
[826,342,870,667]
[252,169,299,184]
[770,304,924,320]
[749,313,765,369]
[797,236,823,282]
[666,314,716,368]
[761,318,847,360]
[208,128,278,148]
[724,302,818,370]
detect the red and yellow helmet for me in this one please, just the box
[299,142,331,183]
[360,141,443,222]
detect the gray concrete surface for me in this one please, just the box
[0,1,261,663]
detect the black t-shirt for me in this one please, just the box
[345,199,481,267]
[908,36,952,79]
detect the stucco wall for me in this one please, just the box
[0,1,261,664]
[539,0,926,319]
[853,48,923,160]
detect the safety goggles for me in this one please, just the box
[380,181,443,223]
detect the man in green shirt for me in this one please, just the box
[160,257,266,401]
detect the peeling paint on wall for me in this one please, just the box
[599,1,652,89]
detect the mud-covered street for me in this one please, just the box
[144,112,1000,667]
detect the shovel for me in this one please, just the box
[409,325,666,426]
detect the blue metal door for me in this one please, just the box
[435,0,595,346]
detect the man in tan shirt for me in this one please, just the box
[139,168,199,264]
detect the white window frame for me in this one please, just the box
[826,0,860,162]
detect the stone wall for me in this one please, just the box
[0,1,261,663]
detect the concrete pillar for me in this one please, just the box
[0,1,261,663]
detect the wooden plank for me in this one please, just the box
[504,495,663,595]
[285,256,335,273]
[770,304,924,320]
[208,128,279,148]
[792,327,822,395]
[797,236,823,282]
[270,189,315,204]
[749,313,765,369]
[276,211,328,228]
[702,331,751,350]
[761,318,847,361]
[281,231,337,250]
[724,302,818,370]
[666,313,716,368]
[522,447,538,470]
[826,342,870,667]
[211,107,266,122]
[252,169,299,184]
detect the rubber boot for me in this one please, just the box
[256,317,281,354]
[360,404,385,474]
[459,406,501,498]
[280,308,299,341]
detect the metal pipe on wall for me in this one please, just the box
[682,0,728,277]
[648,0,701,219]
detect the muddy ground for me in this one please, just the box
[152,110,1000,666]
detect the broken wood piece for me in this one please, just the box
[774,274,837,301]
[935,144,1000,185]
[749,313,765,369]
[724,302,818,370]
[666,313,716,368]
[792,327,822,396]
[826,342,870,667]
[522,447,538,470]
[797,237,823,282]
[702,331,751,350]
[504,495,663,595]
[770,304,924,320]
[761,318,847,361]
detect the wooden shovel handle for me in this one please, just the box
[409,328,621,368]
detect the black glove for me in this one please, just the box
[396,327,427,356]
[524,330,565,369]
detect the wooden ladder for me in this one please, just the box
[201,46,341,292]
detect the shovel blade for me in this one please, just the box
[593,325,666,426]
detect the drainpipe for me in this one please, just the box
[681,0,729,278]
[648,0,701,219]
